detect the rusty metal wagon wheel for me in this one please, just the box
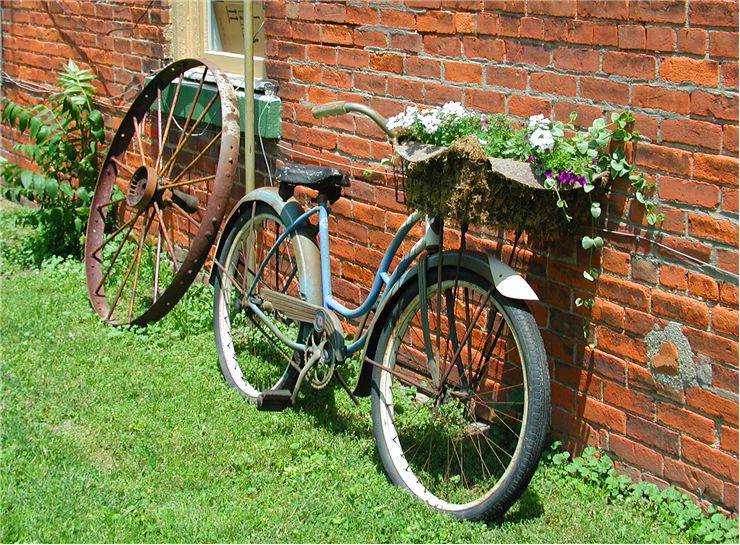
[85,58,240,326]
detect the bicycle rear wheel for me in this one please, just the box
[212,201,314,400]
[370,265,549,521]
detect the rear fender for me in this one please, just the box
[209,187,322,306]
[352,250,537,397]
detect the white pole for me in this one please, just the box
[243,0,255,193]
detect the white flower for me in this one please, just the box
[528,113,551,131]
[419,109,441,133]
[530,127,555,151]
[387,106,420,130]
[440,101,467,119]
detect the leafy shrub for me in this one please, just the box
[546,443,739,544]
[0,60,106,257]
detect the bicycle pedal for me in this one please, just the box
[256,389,293,411]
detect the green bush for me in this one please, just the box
[0,60,106,258]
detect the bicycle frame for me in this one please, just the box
[244,197,437,356]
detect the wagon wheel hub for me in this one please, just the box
[126,165,160,211]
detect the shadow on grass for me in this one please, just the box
[293,379,546,527]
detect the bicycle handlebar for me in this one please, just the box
[312,101,395,139]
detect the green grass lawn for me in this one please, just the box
[0,202,703,543]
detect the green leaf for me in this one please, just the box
[593,236,604,249]
[557,198,566,208]
[590,202,602,218]
[581,236,594,250]
[29,116,41,140]
[583,183,595,193]
[20,170,34,190]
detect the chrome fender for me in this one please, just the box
[209,187,322,306]
[352,250,538,397]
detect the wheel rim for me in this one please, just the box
[377,277,528,511]
[215,210,303,398]
[85,58,239,326]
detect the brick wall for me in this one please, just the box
[2,0,738,511]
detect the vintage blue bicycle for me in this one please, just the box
[210,102,550,521]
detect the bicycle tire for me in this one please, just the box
[370,264,550,521]
[212,201,312,400]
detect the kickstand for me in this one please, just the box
[334,371,360,406]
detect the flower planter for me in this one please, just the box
[394,134,606,237]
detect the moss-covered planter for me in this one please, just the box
[395,135,606,237]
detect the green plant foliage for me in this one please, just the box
[0,60,106,257]
[545,443,739,544]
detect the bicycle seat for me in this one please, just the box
[276,163,350,189]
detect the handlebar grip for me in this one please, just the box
[312,101,347,118]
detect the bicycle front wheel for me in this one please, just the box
[370,265,549,521]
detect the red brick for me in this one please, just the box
[481,0,526,12]
[688,272,720,300]
[683,327,739,367]
[388,77,424,101]
[659,264,688,291]
[604,382,656,418]
[530,72,577,96]
[627,414,680,454]
[660,57,719,86]
[369,52,403,73]
[709,31,740,58]
[578,0,629,19]
[658,176,720,208]
[520,16,545,40]
[563,20,593,44]
[632,258,659,284]
[712,306,739,336]
[689,0,740,28]
[656,235,712,263]
[632,85,690,114]
[380,9,415,28]
[580,77,629,104]
[389,32,423,53]
[720,425,739,454]
[578,396,627,433]
[717,248,739,276]
[603,51,656,78]
[661,118,722,150]
[676,28,707,55]
[405,57,440,78]
[721,61,739,88]
[505,40,550,66]
[424,35,461,57]
[592,299,625,328]
[694,153,739,185]
[630,0,686,23]
[683,436,738,481]
[618,24,647,50]
[353,28,386,48]
[553,102,604,127]
[443,61,482,84]
[476,12,499,35]
[602,247,630,275]
[691,91,739,121]
[528,0,576,16]
[597,327,647,362]
[338,48,368,68]
[463,36,505,61]
[645,26,675,51]
[454,12,475,33]
[636,144,691,176]
[345,5,377,24]
[657,404,716,443]
[322,24,353,45]
[651,290,709,327]
[416,10,455,34]
[688,213,739,245]
[463,88,506,112]
[625,307,664,335]
[508,95,551,118]
[719,281,738,305]
[553,46,600,72]
[609,435,663,474]
[593,22,619,46]
[663,458,725,501]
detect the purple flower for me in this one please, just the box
[545,169,553,178]
[524,135,529,141]
[526,155,534,162]
[480,116,489,125]
[577,175,587,186]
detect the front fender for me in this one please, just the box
[209,187,322,306]
[352,250,537,397]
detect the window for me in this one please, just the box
[171,0,265,78]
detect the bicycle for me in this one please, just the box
[210,101,550,522]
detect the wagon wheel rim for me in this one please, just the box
[85,58,239,326]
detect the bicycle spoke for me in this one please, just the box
[95,209,144,294]
[153,229,162,302]
[158,174,216,191]
[111,156,135,176]
[166,67,208,178]
[133,116,147,166]
[127,210,156,321]
[153,202,180,271]
[96,195,127,211]
[167,128,223,187]
[155,74,183,172]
